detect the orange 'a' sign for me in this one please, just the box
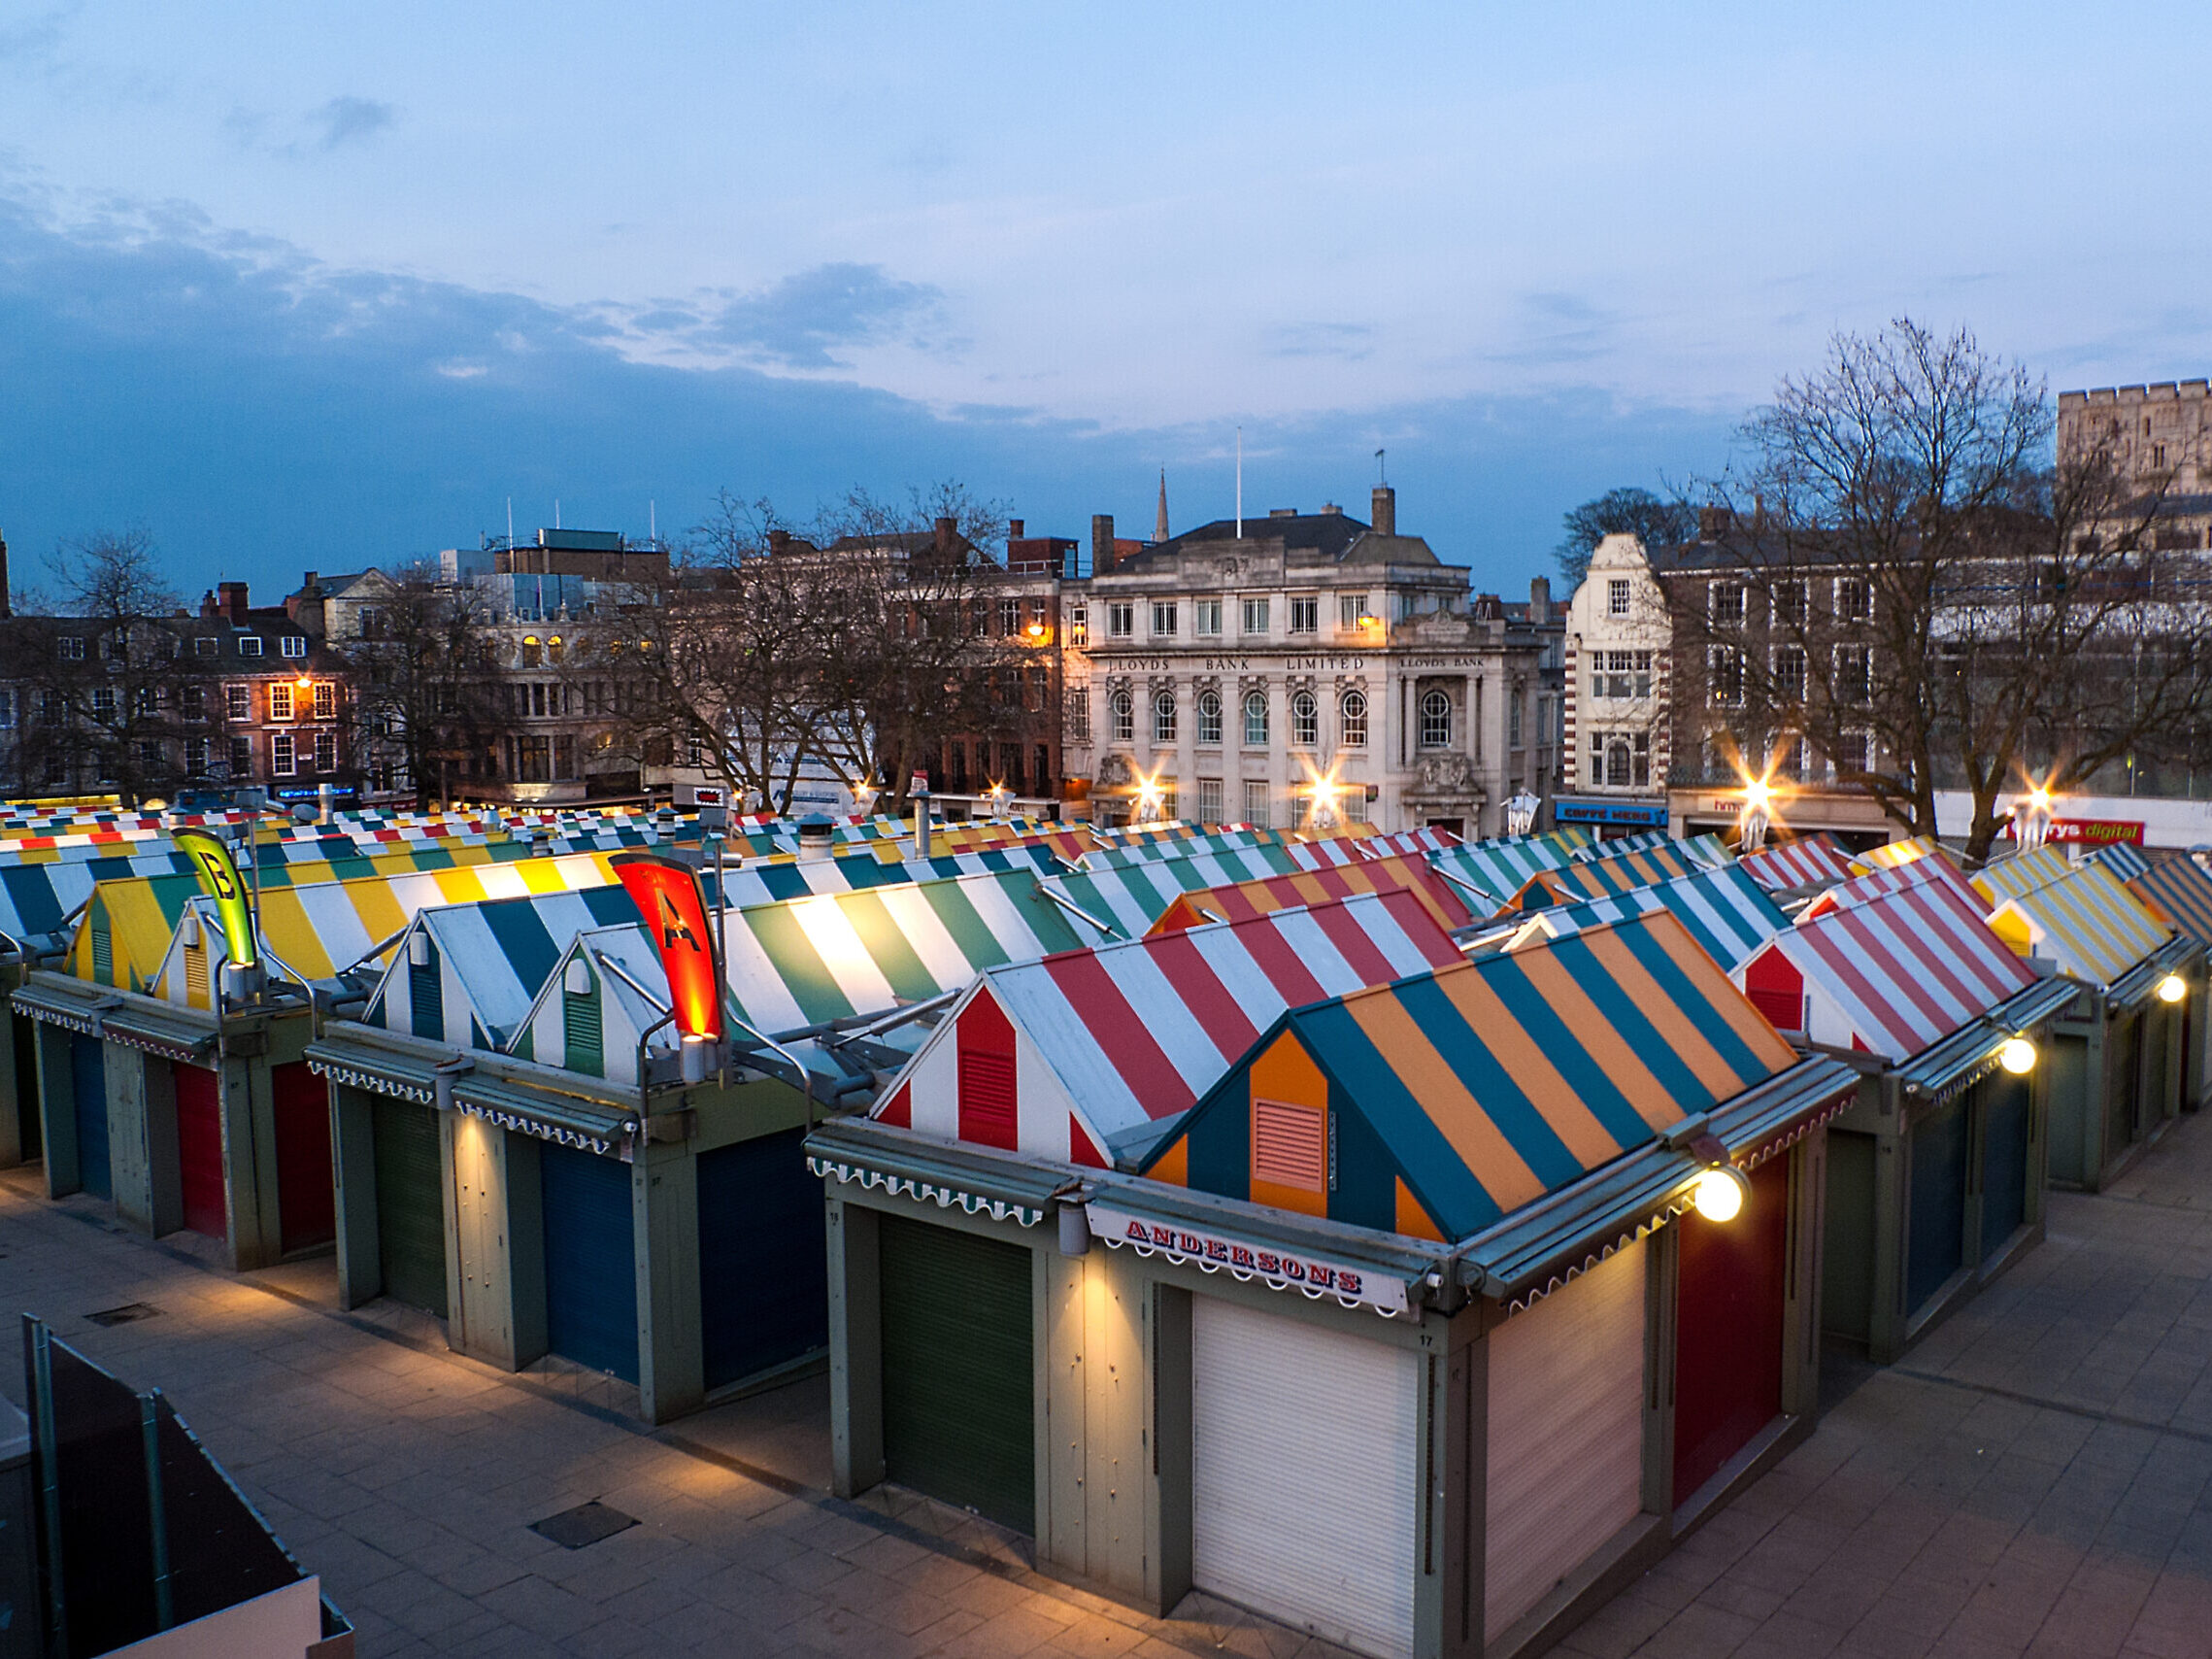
[612,854,724,1040]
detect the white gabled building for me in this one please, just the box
[1558,531,1674,837]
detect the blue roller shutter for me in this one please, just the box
[1907,1098,1969,1314]
[70,1035,109,1199]
[697,1128,828,1390]
[540,1143,639,1383]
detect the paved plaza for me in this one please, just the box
[13,1108,2212,1659]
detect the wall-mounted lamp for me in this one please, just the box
[2158,972,2188,1005]
[1998,1036,2037,1075]
[1692,1165,1751,1223]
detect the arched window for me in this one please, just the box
[1243,690,1269,747]
[1196,689,1223,745]
[1340,689,1368,747]
[1290,690,1319,748]
[1108,688,1134,744]
[1419,689,1452,749]
[1154,689,1178,743]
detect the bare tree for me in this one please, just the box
[1671,319,2212,862]
[17,530,193,806]
[1555,488,1698,589]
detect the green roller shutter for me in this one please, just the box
[70,1035,110,1200]
[373,1098,448,1317]
[878,1213,1034,1535]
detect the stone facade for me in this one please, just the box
[2059,379,2212,494]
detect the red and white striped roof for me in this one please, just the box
[1797,852,1988,920]
[872,889,1463,1166]
[1737,835,1856,894]
[1736,879,2036,1062]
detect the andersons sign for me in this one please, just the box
[1088,1202,1412,1316]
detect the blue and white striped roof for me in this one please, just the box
[1510,863,1791,973]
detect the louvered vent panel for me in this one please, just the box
[1252,1100,1326,1192]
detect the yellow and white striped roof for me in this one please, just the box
[1984,862,2171,987]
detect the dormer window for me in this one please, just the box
[281,635,307,659]
[237,636,263,657]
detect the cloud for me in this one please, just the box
[695,262,945,370]
[1264,322,1375,362]
[0,186,1738,597]
[1482,290,1621,368]
[313,95,395,150]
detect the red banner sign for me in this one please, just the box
[2004,817,2145,845]
[612,854,724,1040]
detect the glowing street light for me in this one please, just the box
[1134,770,1166,826]
[1504,790,1541,838]
[1738,772,1777,853]
[987,780,1013,821]
[851,776,879,818]
[1693,1165,1751,1222]
[2014,785,2056,851]
[1998,1036,2037,1075]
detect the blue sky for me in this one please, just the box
[3,2,2208,599]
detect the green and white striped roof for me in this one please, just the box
[1041,846,1309,937]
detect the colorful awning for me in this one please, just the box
[1737,879,2040,1062]
[1983,863,2172,989]
[875,890,1467,1164]
[1850,835,1942,873]
[1799,851,1988,920]
[1144,853,1476,938]
[1513,864,1791,974]
[2128,858,2212,945]
[1042,847,1308,938]
[1139,909,1804,1241]
[2088,842,2152,884]
[1509,840,1705,911]
[1969,843,2072,905]
[1424,836,1576,913]
[1735,834,1857,893]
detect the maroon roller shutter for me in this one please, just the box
[1673,1153,1790,1506]
[172,1064,225,1239]
[271,1062,336,1253]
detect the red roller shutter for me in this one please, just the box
[172,1063,225,1239]
[271,1062,336,1253]
[1672,1154,1790,1506]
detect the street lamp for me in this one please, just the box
[1739,775,1775,853]
[1134,772,1165,826]
[1504,790,1541,838]
[987,780,1013,822]
[851,777,879,819]
[1308,778,1339,833]
[2014,786,2056,851]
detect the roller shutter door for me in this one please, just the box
[2108,1013,2142,1155]
[172,1064,225,1239]
[70,1035,109,1199]
[1906,1099,1968,1315]
[877,1213,1033,1534]
[1981,1075,2031,1265]
[1486,1239,1647,1645]
[697,1128,828,1391]
[1191,1296,1418,1659]
[372,1098,448,1317]
[271,1062,336,1253]
[1673,1156,1788,1506]
[13,1015,40,1161]
[540,1142,639,1383]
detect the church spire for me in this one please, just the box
[1155,468,1170,544]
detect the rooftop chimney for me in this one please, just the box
[1529,575,1551,625]
[1091,514,1117,575]
[768,528,791,556]
[1007,518,1024,542]
[933,516,956,559]
[199,590,218,620]
[1269,507,1296,519]
[1698,505,1731,541]
[1320,502,1342,516]
[218,581,250,622]
[1370,485,1396,536]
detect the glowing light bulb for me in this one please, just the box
[1693,1166,1749,1223]
[1998,1036,2036,1075]
[2159,972,2188,1005]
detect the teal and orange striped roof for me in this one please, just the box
[1142,909,1798,1241]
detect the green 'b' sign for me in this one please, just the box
[174,829,258,969]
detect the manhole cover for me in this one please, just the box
[530,1502,637,1550]
[84,1304,160,1328]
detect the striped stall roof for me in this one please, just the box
[1970,843,2073,904]
[1798,851,1988,920]
[715,868,1116,1038]
[2088,842,2152,883]
[1145,853,1476,937]
[1850,835,1942,874]
[1357,826,1465,859]
[1513,864,1791,974]
[1140,910,1802,1239]
[1736,834,1857,894]
[1424,837,1577,913]
[2129,859,2212,945]
[874,890,1465,1164]
[1077,828,1297,871]
[1983,863,2171,988]
[1508,841,1706,911]
[1735,880,2038,1062]
[364,886,644,1048]
[1042,847,1308,938]
[1281,834,1378,869]
[151,849,625,1008]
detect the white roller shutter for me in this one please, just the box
[1191,1295,1419,1659]
[1484,1239,1648,1643]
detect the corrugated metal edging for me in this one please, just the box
[805,1115,1063,1226]
[10,974,119,1034]
[1894,974,2083,1102]
[1457,1055,1858,1308]
[303,1029,450,1104]
[97,1000,218,1063]
[2111,936,2204,1012]
[449,1074,638,1158]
